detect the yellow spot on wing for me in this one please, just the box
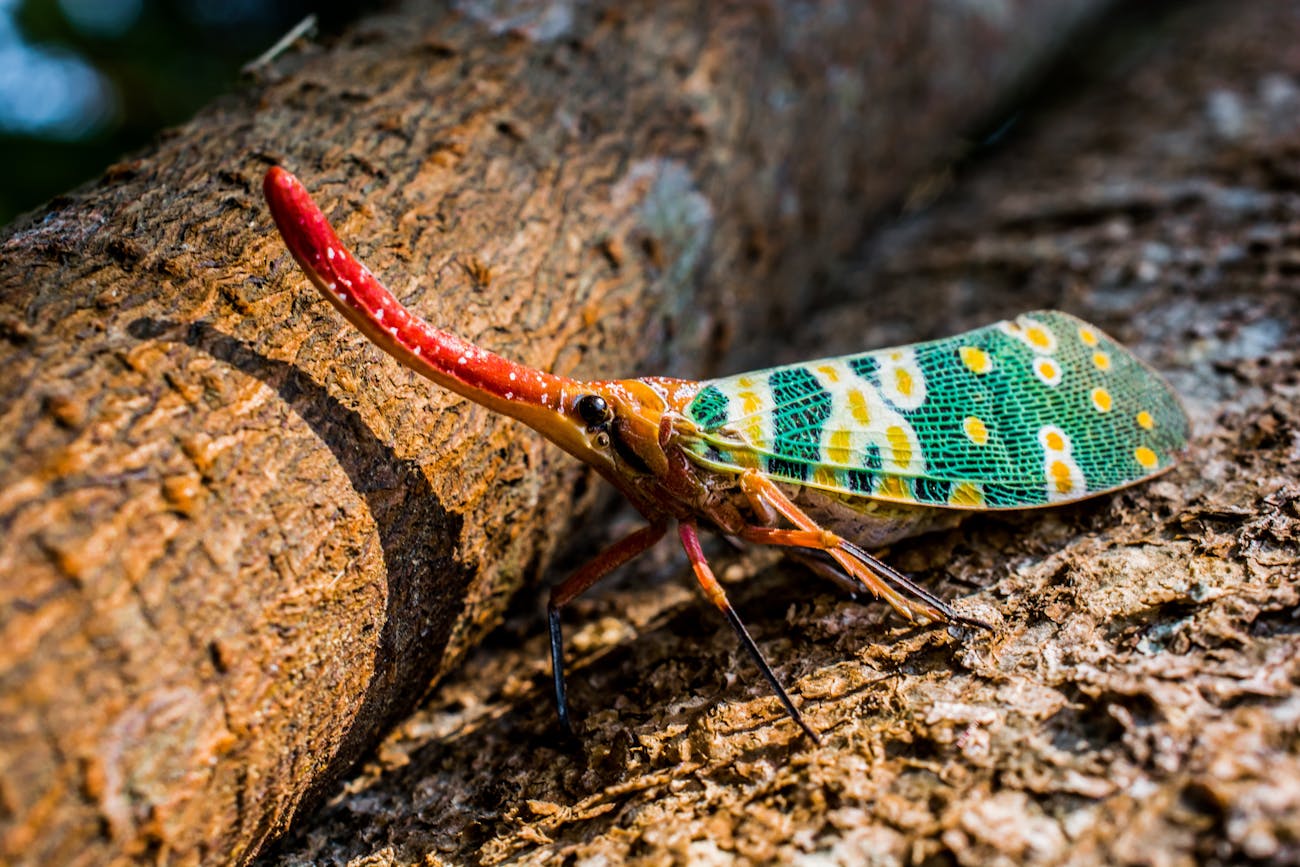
[813,467,840,489]
[1026,325,1053,350]
[960,345,991,374]
[1044,430,1066,452]
[895,367,914,397]
[876,477,913,501]
[1091,387,1113,412]
[963,416,989,445]
[1078,326,1099,346]
[1033,357,1061,386]
[886,425,912,468]
[847,389,871,425]
[1136,411,1155,430]
[1050,459,1074,494]
[737,390,763,415]
[816,364,842,383]
[949,482,984,507]
[827,429,852,464]
[1092,351,1111,371]
[1135,447,1158,469]
[744,417,764,445]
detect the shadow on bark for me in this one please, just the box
[126,315,471,815]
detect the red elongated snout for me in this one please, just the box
[262,167,678,481]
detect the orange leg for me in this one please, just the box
[548,523,667,735]
[679,522,820,743]
[738,471,990,631]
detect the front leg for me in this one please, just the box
[548,522,668,735]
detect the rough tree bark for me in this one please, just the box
[0,1,1107,863]
[260,2,1300,865]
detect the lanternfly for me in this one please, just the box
[264,168,1190,742]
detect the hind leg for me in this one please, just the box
[737,471,990,630]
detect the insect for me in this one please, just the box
[263,167,1190,742]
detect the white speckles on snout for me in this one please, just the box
[327,247,336,260]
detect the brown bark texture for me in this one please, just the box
[260,3,1300,866]
[0,1,1105,863]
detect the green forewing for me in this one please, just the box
[683,311,1189,509]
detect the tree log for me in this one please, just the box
[260,2,1300,864]
[0,1,1104,862]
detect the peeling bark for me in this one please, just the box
[0,1,1102,863]
[262,3,1300,865]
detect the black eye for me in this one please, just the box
[575,394,612,428]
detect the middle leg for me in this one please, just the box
[678,521,821,743]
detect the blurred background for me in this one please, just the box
[0,1,1187,231]
[0,0,363,227]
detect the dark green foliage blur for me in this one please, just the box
[0,0,364,227]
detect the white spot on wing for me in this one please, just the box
[709,373,774,448]
[805,363,925,476]
[1038,425,1085,501]
[877,348,926,410]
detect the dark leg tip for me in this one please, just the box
[950,611,997,633]
[555,714,583,749]
[796,717,823,746]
